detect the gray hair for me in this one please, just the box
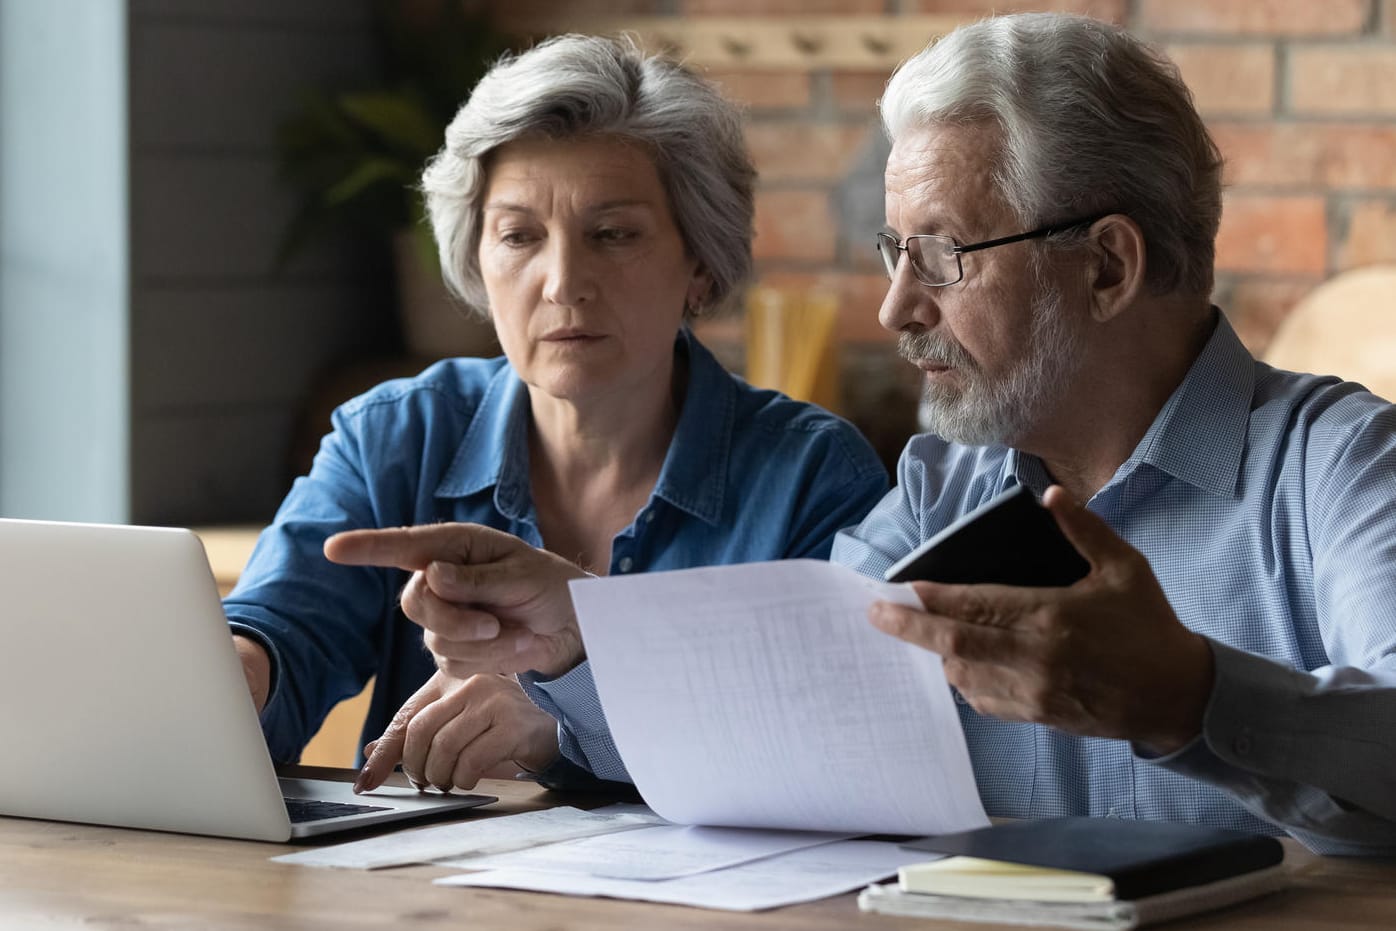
[422,34,755,317]
[881,13,1222,298]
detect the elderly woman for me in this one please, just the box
[227,35,887,793]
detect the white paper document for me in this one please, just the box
[439,823,850,880]
[437,839,931,911]
[569,559,988,836]
[271,806,661,870]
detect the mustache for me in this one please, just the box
[898,330,975,369]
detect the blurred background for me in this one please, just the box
[3,0,1395,528]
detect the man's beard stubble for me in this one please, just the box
[898,282,1080,447]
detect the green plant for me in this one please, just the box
[276,0,509,264]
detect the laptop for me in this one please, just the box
[0,517,495,841]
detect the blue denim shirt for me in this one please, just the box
[833,313,1396,855]
[225,330,888,768]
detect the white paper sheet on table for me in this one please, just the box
[568,559,989,836]
[437,823,851,880]
[436,839,938,911]
[270,806,662,869]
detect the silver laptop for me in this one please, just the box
[0,517,495,841]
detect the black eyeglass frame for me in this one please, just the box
[876,214,1108,287]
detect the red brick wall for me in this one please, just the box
[1140,0,1396,352]
[495,1,1396,461]
[503,0,1395,353]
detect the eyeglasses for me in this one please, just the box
[875,215,1106,287]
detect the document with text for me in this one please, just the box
[438,839,931,912]
[441,823,850,880]
[569,559,989,836]
[271,806,662,870]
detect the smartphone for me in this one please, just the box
[882,485,1089,587]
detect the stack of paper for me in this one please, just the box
[441,839,927,911]
[271,806,661,870]
[276,803,936,911]
[436,824,850,878]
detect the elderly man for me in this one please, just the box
[332,13,1395,856]
[829,12,1396,856]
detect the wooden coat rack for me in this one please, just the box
[501,15,971,70]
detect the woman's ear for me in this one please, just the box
[1084,214,1147,323]
[685,267,714,314]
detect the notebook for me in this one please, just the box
[0,517,495,841]
[900,816,1285,900]
[859,817,1288,929]
[858,867,1288,930]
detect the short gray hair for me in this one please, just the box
[423,34,755,317]
[881,13,1222,298]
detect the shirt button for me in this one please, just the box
[618,557,634,573]
[1232,733,1252,756]
[643,510,655,523]
[952,689,968,705]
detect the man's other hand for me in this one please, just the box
[869,486,1215,755]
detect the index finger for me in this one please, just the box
[353,681,439,793]
[325,523,521,572]
[355,718,408,793]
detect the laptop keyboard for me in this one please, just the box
[283,796,391,824]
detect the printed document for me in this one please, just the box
[568,559,989,835]
[438,839,933,911]
[440,823,851,880]
[271,806,661,870]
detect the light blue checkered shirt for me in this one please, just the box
[831,313,1396,855]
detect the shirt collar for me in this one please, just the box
[436,362,530,510]
[1008,310,1254,499]
[1126,310,1253,497]
[650,328,734,526]
[434,328,735,525]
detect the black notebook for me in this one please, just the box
[900,817,1284,901]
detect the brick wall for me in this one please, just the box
[498,0,1396,466]
[1141,0,1396,351]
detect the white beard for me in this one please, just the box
[901,282,1081,447]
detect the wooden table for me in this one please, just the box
[4,769,1394,930]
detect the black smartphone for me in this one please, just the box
[882,485,1089,586]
